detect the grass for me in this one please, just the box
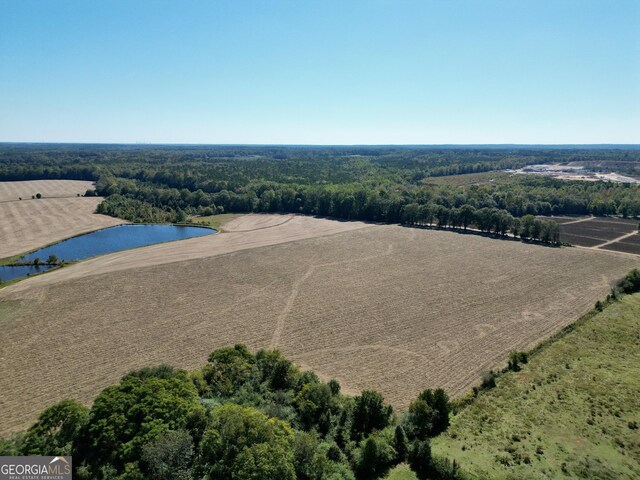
[432,293,640,479]
[189,213,241,231]
[386,464,417,480]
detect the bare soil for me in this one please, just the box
[546,216,640,254]
[0,180,96,202]
[1,216,637,435]
[0,196,125,259]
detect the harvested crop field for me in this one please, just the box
[0,179,96,202]
[548,216,640,254]
[1,215,638,435]
[0,196,125,259]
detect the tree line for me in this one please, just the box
[96,176,561,243]
[0,345,464,480]
[400,204,560,243]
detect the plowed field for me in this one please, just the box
[1,217,637,435]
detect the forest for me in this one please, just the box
[1,144,639,243]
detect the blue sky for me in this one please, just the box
[1,0,638,144]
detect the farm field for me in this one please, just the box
[432,292,640,479]
[0,217,638,435]
[549,216,640,254]
[0,214,369,291]
[0,195,125,260]
[0,179,95,202]
[603,234,640,255]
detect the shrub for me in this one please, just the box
[507,351,528,372]
[617,269,640,294]
[481,370,497,389]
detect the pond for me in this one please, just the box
[0,264,55,283]
[19,224,216,264]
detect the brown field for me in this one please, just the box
[550,216,640,254]
[602,234,640,255]
[0,196,126,259]
[1,215,638,435]
[0,179,96,202]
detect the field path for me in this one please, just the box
[594,231,639,249]
[269,243,394,348]
[557,216,594,225]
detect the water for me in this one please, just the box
[19,224,216,263]
[0,264,55,283]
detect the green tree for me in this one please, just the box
[200,404,294,480]
[351,391,393,440]
[393,425,409,462]
[459,204,476,230]
[140,430,194,480]
[405,389,450,439]
[294,382,334,433]
[355,432,396,480]
[21,400,88,456]
[408,440,432,480]
[233,442,296,480]
[203,344,257,396]
[256,349,297,390]
[77,368,204,478]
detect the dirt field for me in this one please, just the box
[0,196,126,259]
[0,214,368,291]
[1,216,638,435]
[550,216,640,254]
[0,179,96,202]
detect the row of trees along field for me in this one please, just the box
[0,345,464,480]
[95,177,561,242]
[399,204,560,243]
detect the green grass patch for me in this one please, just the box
[189,213,241,231]
[0,254,25,266]
[432,293,640,479]
[385,463,418,480]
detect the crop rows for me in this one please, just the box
[1,222,637,435]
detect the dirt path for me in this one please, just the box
[557,216,594,225]
[594,231,639,249]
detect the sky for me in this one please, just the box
[0,0,638,144]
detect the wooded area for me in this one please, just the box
[1,145,638,244]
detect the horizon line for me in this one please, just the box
[1,141,639,149]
